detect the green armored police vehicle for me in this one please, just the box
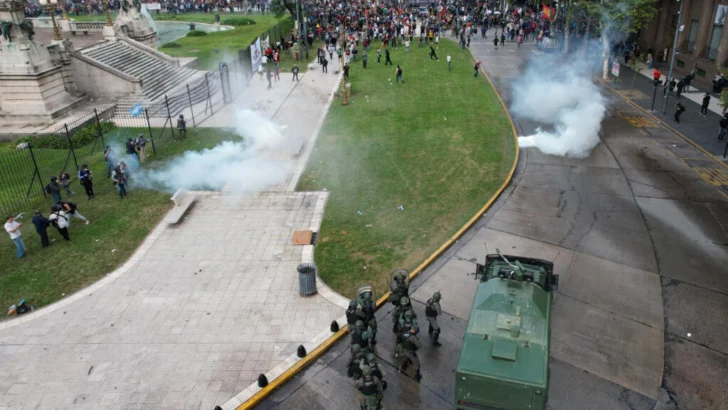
[455,250,559,410]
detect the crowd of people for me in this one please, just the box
[4,137,146,259]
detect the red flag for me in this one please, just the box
[542,4,553,21]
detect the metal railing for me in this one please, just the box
[687,40,696,53]
[707,47,719,61]
[69,21,106,32]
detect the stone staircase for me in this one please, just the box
[78,40,204,114]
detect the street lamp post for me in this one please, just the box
[295,0,302,62]
[103,0,113,27]
[46,0,62,41]
[662,0,684,114]
[60,0,69,20]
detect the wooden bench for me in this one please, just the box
[164,188,196,224]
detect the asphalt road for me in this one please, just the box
[256,40,728,410]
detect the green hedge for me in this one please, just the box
[186,30,207,37]
[222,17,256,26]
[161,41,182,48]
[20,122,116,149]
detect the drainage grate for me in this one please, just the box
[311,232,318,245]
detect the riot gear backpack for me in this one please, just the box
[425,298,437,317]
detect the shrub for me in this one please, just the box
[186,30,207,37]
[20,122,117,149]
[161,42,182,48]
[222,17,256,26]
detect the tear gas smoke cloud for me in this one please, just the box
[511,55,607,158]
[131,109,295,193]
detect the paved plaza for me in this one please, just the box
[0,55,347,410]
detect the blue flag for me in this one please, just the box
[129,103,143,117]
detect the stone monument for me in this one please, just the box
[113,0,158,48]
[0,0,84,124]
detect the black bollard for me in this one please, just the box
[257,373,268,388]
[330,320,340,332]
[297,345,307,358]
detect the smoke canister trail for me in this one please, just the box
[511,56,607,158]
[133,110,294,193]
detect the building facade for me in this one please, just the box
[638,0,728,83]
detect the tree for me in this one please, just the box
[565,0,656,78]
[270,0,296,19]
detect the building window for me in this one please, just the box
[708,24,722,60]
[688,20,698,52]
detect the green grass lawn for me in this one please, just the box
[160,15,291,70]
[72,11,290,70]
[0,127,240,316]
[297,39,516,299]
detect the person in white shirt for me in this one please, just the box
[447,54,452,71]
[48,207,70,241]
[4,215,24,259]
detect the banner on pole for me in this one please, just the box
[611,61,620,77]
[261,35,270,50]
[250,37,262,72]
[142,3,161,10]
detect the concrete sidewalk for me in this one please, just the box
[0,55,347,410]
[608,59,728,161]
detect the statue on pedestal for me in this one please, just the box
[18,19,33,40]
[0,20,11,42]
[114,0,158,47]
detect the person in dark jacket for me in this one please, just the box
[78,164,94,199]
[31,211,50,248]
[676,79,685,99]
[701,93,711,117]
[674,102,685,123]
[719,114,728,141]
[58,170,73,197]
[176,115,187,139]
[45,176,62,203]
[384,48,392,65]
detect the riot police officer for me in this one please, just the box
[388,271,409,305]
[400,327,423,382]
[360,292,377,343]
[398,309,419,338]
[351,320,374,351]
[392,296,416,331]
[366,353,386,386]
[425,291,443,347]
[346,300,366,326]
[355,364,383,410]
[348,344,366,379]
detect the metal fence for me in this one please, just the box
[0,61,236,216]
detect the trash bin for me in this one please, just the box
[297,263,317,296]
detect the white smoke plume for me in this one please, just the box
[132,109,295,193]
[511,55,607,158]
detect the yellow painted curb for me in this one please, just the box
[599,78,727,169]
[237,40,520,410]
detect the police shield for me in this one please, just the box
[356,282,376,307]
[387,269,410,292]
